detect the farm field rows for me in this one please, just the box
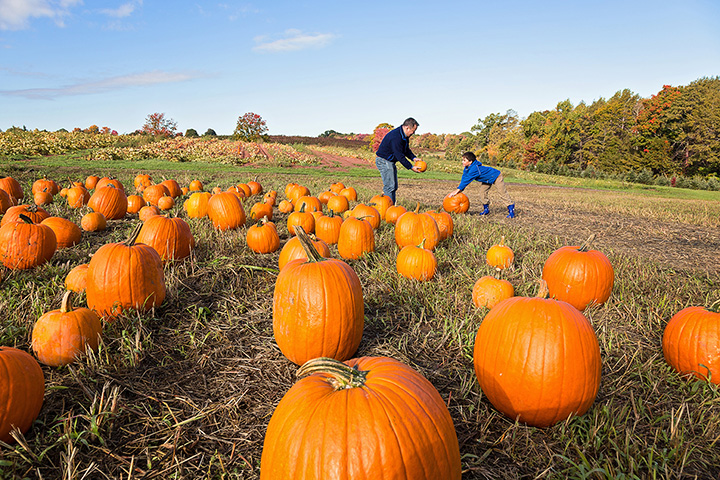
[1,156,719,479]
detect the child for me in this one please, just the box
[445,151,515,218]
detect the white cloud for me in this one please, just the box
[99,0,141,19]
[0,70,201,99]
[253,29,337,53]
[0,0,82,30]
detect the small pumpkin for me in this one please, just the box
[414,159,428,172]
[273,227,364,365]
[157,195,175,211]
[396,240,437,281]
[294,195,322,213]
[0,347,44,444]
[133,174,152,191]
[542,234,614,311]
[65,263,89,293]
[126,194,146,214]
[472,275,514,308]
[287,206,315,236]
[473,281,601,428]
[339,186,357,202]
[350,204,381,230]
[426,208,454,241]
[189,179,204,192]
[442,192,470,214]
[318,190,335,205]
[486,235,514,270]
[246,218,280,254]
[329,182,345,194]
[138,205,161,222]
[260,356,461,479]
[326,194,349,214]
[250,201,273,221]
[184,191,212,219]
[662,303,720,384]
[384,204,407,224]
[31,290,102,367]
[81,212,107,232]
[33,189,53,206]
[247,177,263,196]
[160,179,183,198]
[369,194,393,219]
[277,199,294,213]
[95,177,124,192]
[142,184,170,206]
[66,186,90,208]
[85,175,100,190]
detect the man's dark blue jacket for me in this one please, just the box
[375,126,416,169]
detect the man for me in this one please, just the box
[375,117,423,203]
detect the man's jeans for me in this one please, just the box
[375,156,397,203]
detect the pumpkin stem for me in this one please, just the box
[536,279,550,299]
[708,299,720,313]
[294,226,325,262]
[60,290,75,313]
[296,357,368,390]
[414,202,420,214]
[578,234,597,252]
[499,235,505,246]
[124,223,143,247]
[18,214,34,224]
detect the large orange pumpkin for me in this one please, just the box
[1,204,50,226]
[314,212,343,245]
[442,192,469,213]
[273,227,364,365]
[88,185,127,220]
[142,184,170,206]
[394,203,440,251]
[260,356,461,479]
[40,216,82,249]
[0,176,24,200]
[31,290,102,367]
[136,215,195,262]
[662,304,720,384]
[397,240,437,281]
[542,234,614,311]
[287,207,315,236]
[160,179,183,198]
[0,214,57,269]
[0,347,44,444]
[337,216,375,260]
[207,192,246,230]
[278,234,331,270]
[326,194,349,214]
[473,281,601,428]
[86,224,166,318]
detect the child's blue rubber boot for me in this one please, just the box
[480,204,490,215]
[506,204,515,218]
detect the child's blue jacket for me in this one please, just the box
[458,160,501,190]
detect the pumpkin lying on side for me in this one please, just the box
[662,302,720,384]
[260,356,461,479]
[0,347,45,444]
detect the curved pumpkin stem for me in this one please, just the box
[296,357,368,390]
[60,290,75,313]
[414,202,420,214]
[124,223,143,247]
[578,234,597,252]
[498,235,506,247]
[536,279,551,299]
[18,214,34,224]
[294,226,325,262]
[708,299,720,313]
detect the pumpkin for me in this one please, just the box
[339,187,357,201]
[0,347,45,444]
[250,201,273,221]
[184,192,212,219]
[65,263,89,293]
[326,194,349,214]
[284,182,300,198]
[85,175,100,190]
[246,218,280,254]
[287,184,310,204]
[314,211,343,245]
[1,204,51,226]
[189,179,204,192]
[318,190,335,205]
[95,177,124,192]
[86,223,166,318]
[134,174,152,192]
[277,199,294,213]
[278,234,331,270]
[211,186,223,195]
[394,203,440,251]
[473,281,601,428]
[236,183,252,197]
[136,215,195,262]
[207,192,246,230]
[397,240,437,281]
[0,189,12,214]
[139,205,161,222]
[662,303,720,384]
[160,179,183,198]
[33,190,53,206]
[126,194,146,214]
[263,190,278,206]
[414,159,428,172]
[351,203,381,230]
[142,184,170,206]
[426,208,454,241]
[273,227,364,365]
[369,194,393,219]
[0,214,57,269]
[294,195,322,213]
[442,192,470,214]
[260,356,461,479]
[247,178,263,196]
[542,234,614,311]
[31,290,102,367]
[41,216,82,249]
[384,204,407,224]
[66,186,90,208]
[88,185,127,220]
[81,212,107,232]
[338,216,375,260]
[157,195,175,211]
[0,176,24,200]
[287,206,315,236]
[486,235,514,270]
[472,275,514,308]
[329,182,345,194]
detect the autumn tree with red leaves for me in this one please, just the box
[234,112,268,141]
[141,113,178,137]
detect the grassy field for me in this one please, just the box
[1,156,719,479]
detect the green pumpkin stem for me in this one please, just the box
[708,299,720,313]
[578,234,597,252]
[296,357,368,390]
[60,290,75,313]
[294,226,325,262]
[18,214,34,224]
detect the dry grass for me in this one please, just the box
[1,165,719,479]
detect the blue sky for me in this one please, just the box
[1,0,718,136]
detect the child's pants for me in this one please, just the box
[478,173,513,207]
